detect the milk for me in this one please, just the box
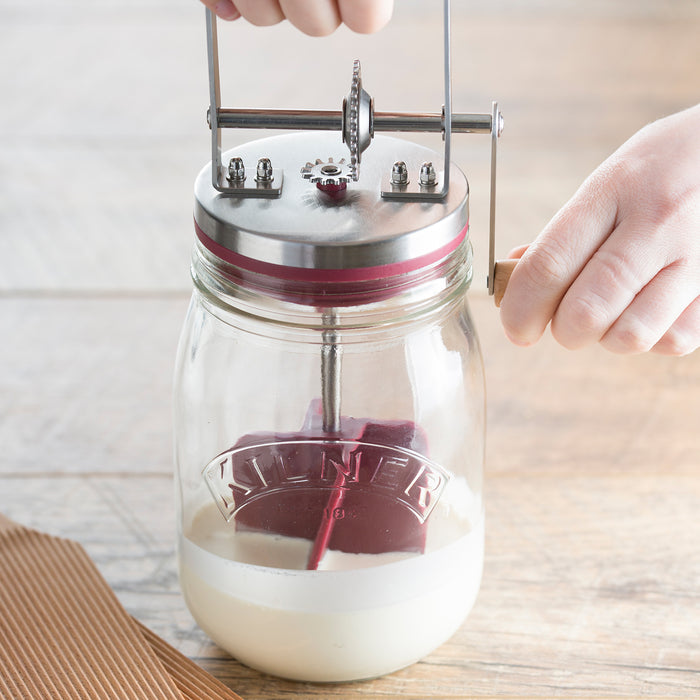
[178,503,483,682]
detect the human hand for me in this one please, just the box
[500,103,700,356]
[200,0,394,36]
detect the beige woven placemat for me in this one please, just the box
[0,514,242,700]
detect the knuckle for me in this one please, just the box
[590,157,642,215]
[553,293,610,346]
[591,246,638,291]
[524,241,571,289]
[601,321,657,355]
[610,151,700,255]
[643,185,694,244]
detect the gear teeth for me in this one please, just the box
[348,60,362,181]
[300,157,353,186]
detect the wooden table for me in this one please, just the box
[2,1,699,697]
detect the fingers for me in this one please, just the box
[203,0,394,35]
[201,0,241,21]
[600,262,698,354]
[651,296,700,356]
[550,212,675,350]
[228,0,284,27]
[499,163,620,346]
[501,104,700,356]
[278,0,394,36]
[279,0,340,36]
[507,244,529,259]
[503,183,698,355]
[338,0,394,33]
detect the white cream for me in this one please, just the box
[178,504,483,682]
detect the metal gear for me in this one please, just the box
[342,60,373,182]
[346,61,361,180]
[300,157,353,186]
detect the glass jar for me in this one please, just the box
[174,133,485,682]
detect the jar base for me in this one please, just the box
[177,514,483,682]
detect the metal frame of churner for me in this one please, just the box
[204,0,511,301]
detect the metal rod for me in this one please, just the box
[206,8,223,190]
[217,109,342,131]
[321,310,342,434]
[215,108,493,135]
[377,112,491,133]
[487,102,500,295]
[441,0,452,197]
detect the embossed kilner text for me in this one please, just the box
[203,439,450,523]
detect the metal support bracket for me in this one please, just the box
[380,0,452,201]
[206,12,284,197]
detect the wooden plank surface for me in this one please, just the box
[1,0,699,697]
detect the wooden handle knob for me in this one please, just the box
[493,259,518,307]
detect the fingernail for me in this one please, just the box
[215,1,240,21]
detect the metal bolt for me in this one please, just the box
[419,162,437,187]
[227,157,245,182]
[390,161,409,185]
[255,157,273,183]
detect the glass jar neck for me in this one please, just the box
[191,235,473,331]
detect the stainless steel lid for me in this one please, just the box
[194,132,469,274]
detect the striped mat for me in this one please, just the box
[0,513,242,700]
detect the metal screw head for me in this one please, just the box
[227,157,245,182]
[255,157,273,183]
[419,161,437,187]
[390,161,409,185]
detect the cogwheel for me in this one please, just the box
[300,157,353,186]
[346,60,361,180]
[342,60,373,182]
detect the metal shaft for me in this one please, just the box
[321,310,342,434]
[215,108,494,135]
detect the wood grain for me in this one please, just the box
[492,259,517,307]
[1,297,699,698]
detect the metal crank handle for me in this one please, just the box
[206,0,503,201]
[206,2,506,296]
